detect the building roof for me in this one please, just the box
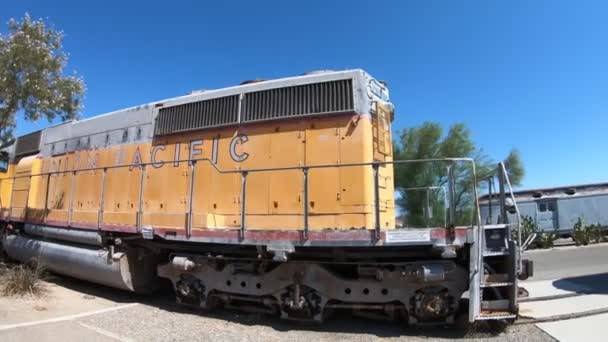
[479,182,608,203]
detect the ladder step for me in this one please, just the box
[476,311,517,320]
[481,299,510,311]
[483,250,510,257]
[481,281,514,288]
[484,273,510,282]
[481,272,514,287]
[482,224,510,230]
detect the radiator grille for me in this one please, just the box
[241,79,354,123]
[15,130,41,157]
[154,95,239,135]
[154,79,355,136]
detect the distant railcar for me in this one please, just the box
[480,182,608,234]
[0,69,531,327]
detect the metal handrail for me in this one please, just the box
[399,186,448,228]
[0,157,478,180]
[0,157,481,243]
[498,162,522,272]
[470,162,483,274]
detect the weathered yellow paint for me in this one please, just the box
[8,113,395,231]
[4,156,39,220]
[375,102,396,229]
[0,164,16,219]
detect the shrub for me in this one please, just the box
[537,228,559,249]
[0,263,47,297]
[519,215,537,246]
[573,217,589,246]
[572,217,606,246]
[589,223,604,244]
[519,215,558,249]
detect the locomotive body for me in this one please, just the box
[2,70,394,235]
[0,70,527,326]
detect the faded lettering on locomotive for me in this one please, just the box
[43,134,250,173]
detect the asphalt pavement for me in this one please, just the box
[524,243,608,281]
[519,243,608,341]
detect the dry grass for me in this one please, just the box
[0,262,48,297]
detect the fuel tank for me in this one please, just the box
[2,234,157,293]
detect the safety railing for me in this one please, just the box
[0,157,483,243]
[399,186,448,228]
[499,162,522,272]
[483,162,523,272]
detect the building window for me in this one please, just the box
[538,202,546,212]
[538,201,556,212]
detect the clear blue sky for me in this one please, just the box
[2,1,607,189]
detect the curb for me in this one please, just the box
[524,241,608,254]
[516,306,608,325]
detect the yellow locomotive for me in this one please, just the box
[0,69,528,326]
[1,70,394,235]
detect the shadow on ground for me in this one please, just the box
[552,272,608,294]
[45,274,508,339]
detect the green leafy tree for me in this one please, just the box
[0,13,84,146]
[394,121,524,227]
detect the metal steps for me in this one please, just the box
[481,281,514,288]
[481,274,514,288]
[481,299,510,310]
[476,311,517,320]
[482,224,510,230]
[483,250,510,257]
[469,162,521,323]
[471,219,519,322]
[484,273,510,282]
